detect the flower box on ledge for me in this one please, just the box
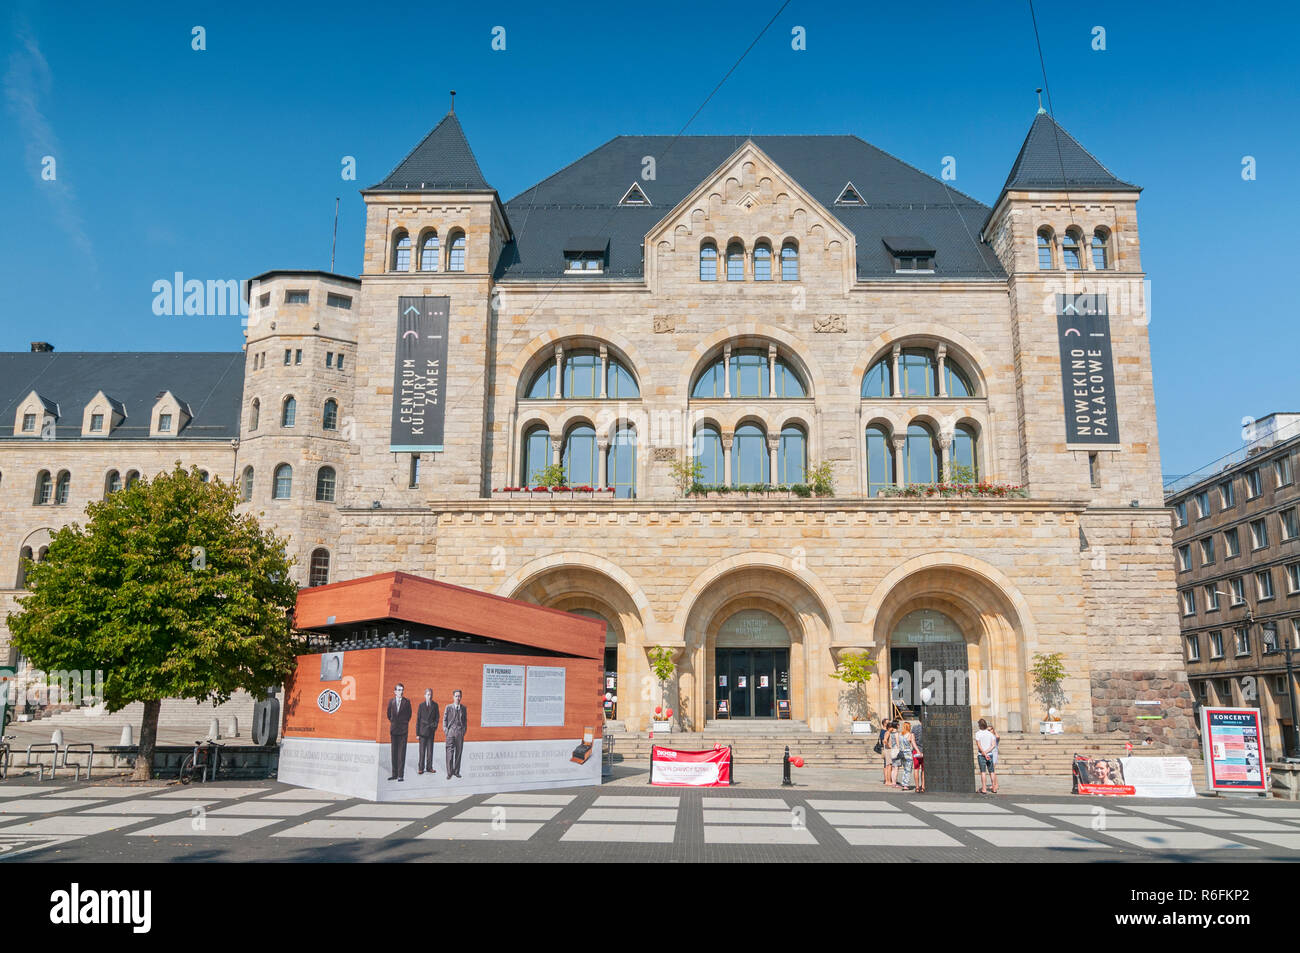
[651,720,672,733]
[877,482,1028,500]
[492,486,617,501]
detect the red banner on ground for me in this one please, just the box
[649,745,732,786]
[1072,753,1133,795]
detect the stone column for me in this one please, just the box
[553,345,564,399]
[599,345,608,399]
[891,344,902,397]
[936,344,948,398]
[892,434,907,486]
[722,431,734,486]
[939,430,953,482]
[768,433,781,486]
[550,435,562,468]
[722,344,732,398]
[597,438,609,490]
[768,344,778,397]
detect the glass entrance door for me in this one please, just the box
[717,648,789,718]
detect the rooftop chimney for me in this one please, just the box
[30,341,54,352]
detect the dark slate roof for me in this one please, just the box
[0,352,245,440]
[370,113,492,192]
[496,135,1005,281]
[1000,113,1139,193]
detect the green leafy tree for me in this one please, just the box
[648,646,677,719]
[1030,651,1069,717]
[8,465,299,779]
[530,462,568,488]
[828,651,877,720]
[668,457,705,496]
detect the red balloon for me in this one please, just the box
[792,757,804,768]
[654,706,662,715]
[666,708,674,717]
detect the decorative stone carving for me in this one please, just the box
[652,448,677,462]
[653,315,676,333]
[813,314,847,333]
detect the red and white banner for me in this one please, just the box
[649,745,732,786]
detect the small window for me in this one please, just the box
[315,466,336,503]
[158,413,172,433]
[337,354,345,371]
[895,255,934,272]
[780,242,799,281]
[323,399,339,431]
[1195,490,1210,519]
[1177,544,1192,572]
[283,349,292,366]
[620,183,650,206]
[198,470,209,482]
[1173,501,1187,527]
[282,397,297,428]
[1181,590,1196,616]
[22,412,36,432]
[1088,453,1100,488]
[309,549,330,587]
[1199,536,1215,565]
[1263,622,1281,654]
[1277,456,1294,487]
[1217,678,1231,699]
[1258,569,1275,600]
[1287,563,1300,595]
[1230,577,1245,605]
[726,242,745,281]
[700,242,718,281]
[273,464,293,500]
[90,413,104,432]
[1219,480,1235,509]
[835,182,864,205]
[249,398,260,432]
[1196,681,1208,701]
[1209,632,1224,659]
[1245,468,1262,499]
[1276,675,1289,695]
[326,352,334,368]
[1036,229,1054,270]
[105,470,122,495]
[54,471,71,504]
[392,231,411,271]
[1224,527,1240,558]
[285,290,309,304]
[448,233,466,272]
[1062,229,1083,270]
[295,349,302,365]
[409,454,421,489]
[259,293,270,307]
[1204,584,1220,611]
[1186,635,1200,662]
[1091,229,1110,270]
[1281,508,1299,541]
[1250,518,1268,550]
[241,466,254,502]
[420,232,439,272]
[326,293,352,309]
[753,243,772,281]
[566,252,604,273]
[1236,626,1251,656]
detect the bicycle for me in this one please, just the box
[178,738,223,784]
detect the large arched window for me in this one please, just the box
[726,241,745,281]
[732,423,769,486]
[448,231,466,272]
[865,425,895,497]
[309,548,330,587]
[281,396,296,428]
[54,470,70,505]
[273,464,293,500]
[524,349,640,399]
[105,470,122,496]
[753,242,772,281]
[322,399,338,431]
[900,349,938,397]
[862,358,892,398]
[420,231,439,271]
[700,241,718,281]
[34,470,52,504]
[691,347,807,399]
[781,241,799,280]
[315,466,336,502]
[1062,228,1083,270]
[522,426,551,486]
[564,351,601,399]
[1037,228,1054,270]
[562,424,598,487]
[240,466,254,502]
[693,425,723,485]
[1091,228,1110,270]
[904,424,939,485]
[777,425,806,484]
[608,424,637,498]
[392,230,411,271]
[952,424,979,481]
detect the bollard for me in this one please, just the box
[208,717,221,741]
[782,745,792,786]
[120,724,133,747]
[51,728,64,747]
[228,716,239,738]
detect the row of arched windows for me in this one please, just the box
[31,468,191,504]
[862,348,974,398]
[1037,226,1111,271]
[15,540,331,589]
[521,424,638,497]
[391,228,466,273]
[239,465,337,503]
[692,423,808,485]
[700,240,798,282]
[249,397,339,432]
[864,422,979,496]
[526,350,640,400]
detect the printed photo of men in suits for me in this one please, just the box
[444,689,468,778]
[417,688,440,775]
[386,683,412,781]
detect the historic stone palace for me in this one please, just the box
[0,109,1197,746]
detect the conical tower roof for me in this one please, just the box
[370,112,491,191]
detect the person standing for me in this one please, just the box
[912,720,926,794]
[883,721,900,786]
[877,720,892,785]
[896,721,916,790]
[386,684,412,781]
[416,688,439,776]
[443,689,468,778]
[975,718,999,794]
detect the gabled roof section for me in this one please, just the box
[369,112,492,192]
[1000,113,1139,193]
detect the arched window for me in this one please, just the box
[281,396,296,428]
[733,424,769,486]
[34,470,52,504]
[392,230,411,271]
[420,231,439,272]
[1037,228,1054,270]
[691,348,807,399]
[781,241,799,280]
[448,231,466,272]
[865,425,895,497]
[17,546,33,588]
[1091,229,1110,270]
[105,470,122,496]
[522,426,551,486]
[862,358,892,398]
[564,351,601,399]
[904,424,939,485]
[946,359,973,398]
[607,360,639,399]
[241,466,254,502]
[700,242,718,281]
[726,241,745,281]
[273,464,293,500]
[125,470,140,488]
[323,399,338,431]
[315,466,336,502]
[693,425,723,486]
[37,546,48,561]
[900,349,938,397]
[608,424,637,498]
[526,362,556,399]
[562,424,598,487]
[198,470,209,482]
[952,424,979,481]
[1062,229,1083,270]
[777,425,806,484]
[753,242,772,281]
[249,398,259,432]
[309,548,330,587]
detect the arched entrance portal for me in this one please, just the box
[714,609,792,719]
[889,608,965,711]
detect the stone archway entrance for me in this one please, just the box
[713,609,792,719]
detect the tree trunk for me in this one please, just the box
[132,698,162,781]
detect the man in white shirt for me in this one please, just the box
[975,718,998,794]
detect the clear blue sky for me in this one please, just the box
[2,0,1295,476]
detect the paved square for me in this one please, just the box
[84,799,214,815]
[1225,806,1300,818]
[2,815,144,835]
[153,787,260,800]
[703,825,816,845]
[0,786,66,797]
[418,821,543,840]
[1232,832,1300,850]
[1104,832,1255,850]
[807,799,900,811]
[0,798,102,814]
[970,829,1110,849]
[328,804,442,819]
[934,813,1051,829]
[914,801,1009,813]
[838,828,962,847]
[455,805,562,821]
[482,793,574,805]
[1059,815,1179,831]
[579,807,677,823]
[701,808,797,824]
[207,802,317,817]
[50,787,141,799]
[1017,802,1130,815]
[262,789,353,801]
[819,812,927,827]
[1186,817,1296,832]
[593,796,680,807]
[561,824,675,843]
[131,817,282,837]
[699,797,788,808]
[274,819,415,839]
[1124,806,1231,818]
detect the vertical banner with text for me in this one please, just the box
[1057,293,1120,445]
[390,296,450,452]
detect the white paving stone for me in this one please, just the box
[1187,817,1296,832]
[455,805,562,821]
[820,812,927,827]
[329,803,443,819]
[1060,815,1180,831]
[562,824,675,843]
[839,828,962,847]
[4,815,144,835]
[970,829,1111,849]
[418,821,543,840]
[482,793,574,805]
[701,808,799,824]
[153,787,262,800]
[579,808,678,823]
[913,801,1009,813]
[704,825,817,845]
[1223,806,1300,818]
[49,787,141,799]
[1124,806,1232,818]
[934,814,1051,829]
[131,817,283,837]
[262,789,353,801]
[83,800,215,815]
[699,797,787,809]
[807,799,900,811]
[1105,831,1255,851]
[0,799,102,814]
[1017,802,1132,815]
[1231,832,1300,850]
[593,796,680,807]
[207,802,320,817]
[0,786,66,797]
[273,819,414,839]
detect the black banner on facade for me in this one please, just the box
[1057,293,1120,445]
[389,296,450,452]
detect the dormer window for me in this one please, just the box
[158,413,172,433]
[883,236,936,274]
[835,182,865,205]
[150,390,190,437]
[619,182,651,206]
[894,255,934,272]
[22,413,35,432]
[82,391,125,437]
[90,414,104,432]
[566,253,604,273]
[564,237,607,274]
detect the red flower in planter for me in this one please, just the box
[532,486,550,492]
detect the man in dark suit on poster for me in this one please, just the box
[386,684,412,781]
[416,688,439,775]
[444,689,468,778]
